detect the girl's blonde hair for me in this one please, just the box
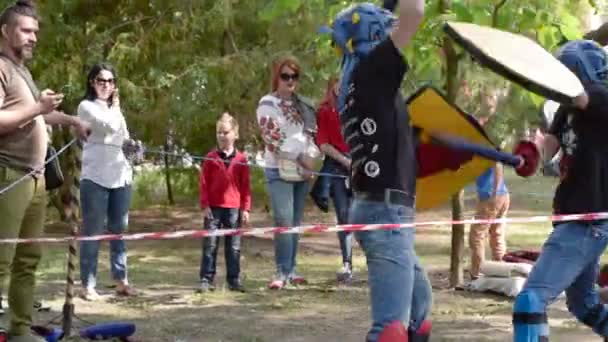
[217,112,239,138]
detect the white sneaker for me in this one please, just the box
[336,263,353,283]
[80,287,101,301]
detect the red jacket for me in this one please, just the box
[316,103,349,153]
[199,149,251,211]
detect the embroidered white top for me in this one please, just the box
[256,94,319,167]
[78,99,132,188]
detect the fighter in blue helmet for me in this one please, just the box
[512,40,608,341]
[322,1,430,341]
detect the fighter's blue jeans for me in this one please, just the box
[513,220,608,341]
[350,194,432,342]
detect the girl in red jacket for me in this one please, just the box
[198,113,251,293]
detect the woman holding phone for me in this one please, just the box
[77,63,135,300]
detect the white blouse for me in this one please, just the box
[78,99,132,188]
[256,94,319,167]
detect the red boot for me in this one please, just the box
[409,320,431,342]
[377,321,408,342]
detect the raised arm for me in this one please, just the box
[389,0,425,50]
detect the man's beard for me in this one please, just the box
[14,44,34,60]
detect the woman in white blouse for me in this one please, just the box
[257,57,319,290]
[77,63,135,300]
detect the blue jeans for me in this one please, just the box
[513,221,608,340]
[350,195,432,342]
[79,179,132,289]
[200,207,241,285]
[328,161,353,265]
[310,159,331,205]
[265,169,309,277]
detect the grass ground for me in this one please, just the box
[5,170,605,341]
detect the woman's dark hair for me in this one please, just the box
[83,62,117,102]
[0,1,38,28]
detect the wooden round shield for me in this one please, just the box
[444,22,585,104]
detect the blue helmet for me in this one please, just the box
[556,40,608,85]
[321,3,395,112]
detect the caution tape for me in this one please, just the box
[0,211,606,245]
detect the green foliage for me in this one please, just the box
[131,168,199,209]
[130,167,269,210]
[0,0,596,212]
[0,0,591,149]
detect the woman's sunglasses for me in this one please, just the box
[279,73,299,82]
[95,77,116,85]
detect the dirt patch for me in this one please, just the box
[25,203,600,342]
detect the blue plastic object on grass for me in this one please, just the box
[79,322,136,340]
[30,326,63,342]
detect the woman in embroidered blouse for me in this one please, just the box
[77,63,135,300]
[256,56,319,290]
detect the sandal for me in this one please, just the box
[116,285,137,297]
[268,279,285,290]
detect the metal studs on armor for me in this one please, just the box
[360,118,377,136]
[364,160,380,178]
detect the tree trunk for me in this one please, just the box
[440,0,466,288]
[163,140,175,205]
[449,190,465,287]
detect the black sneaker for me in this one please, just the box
[336,263,353,283]
[309,193,329,213]
[197,279,216,293]
[228,282,246,293]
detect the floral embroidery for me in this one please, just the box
[259,116,285,153]
[278,99,304,126]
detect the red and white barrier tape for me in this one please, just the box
[2,211,608,245]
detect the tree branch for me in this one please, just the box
[492,0,508,28]
[99,15,157,37]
